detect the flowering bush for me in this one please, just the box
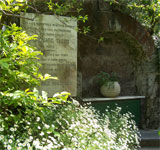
[44,101,141,150]
[0,91,70,150]
[105,107,140,150]
[0,96,140,150]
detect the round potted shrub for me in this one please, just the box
[97,72,121,98]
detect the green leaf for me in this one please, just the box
[0,58,10,63]
[98,37,104,43]
[0,62,9,69]
[54,131,60,137]
[158,130,160,136]
[25,88,30,92]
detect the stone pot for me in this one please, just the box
[100,81,121,98]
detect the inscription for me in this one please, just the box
[21,13,77,96]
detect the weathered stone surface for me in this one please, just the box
[79,32,138,97]
[135,53,160,129]
[21,13,77,96]
[78,0,159,129]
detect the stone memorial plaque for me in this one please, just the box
[20,13,77,96]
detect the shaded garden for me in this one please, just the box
[0,0,160,149]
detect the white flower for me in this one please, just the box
[42,138,47,142]
[33,139,40,147]
[47,131,52,134]
[40,132,44,136]
[0,135,4,140]
[5,117,8,120]
[27,122,31,125]
[36,117,40,122]
[44,124,50,129]
[47,143,54,149]
[18,143,22,147]
[68,133,73,137]
[27,143,31,148]
[49,136,57,144]
[72,99,80,106]
[7,145,11,150]
[37,126,41,130]
[36,145,43,149]
[9,139,12,143]
[72,137,78,142]
[29,136,33,141]
[14,124,18,127]
[0,128,4,131]
[10,128,14,132]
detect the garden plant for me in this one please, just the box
[0,0,150,149]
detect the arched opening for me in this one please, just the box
[79,31,143,97]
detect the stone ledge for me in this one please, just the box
[83,96,146,102]
[140,130,160,148]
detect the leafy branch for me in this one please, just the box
[105,0,160,36]
[0,9,34,20]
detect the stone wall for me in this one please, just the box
[78,0,160,129]
[135,53,160,129]
[79,32,137,97]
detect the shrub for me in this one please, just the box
[105,107,140,150]
[0,91,70,150]
[0,24,43,92]
[0,93,140,150]
[45,100,141,150]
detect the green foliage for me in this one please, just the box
[0,1,72,149]
[97,71,119,86]
[0,0,28,21]
[105,0,160,36]
[158,130,160,136]
[0,24,43,91]
[98,37,104,43]
[0,90,70,150]
[0,0,27,11]
[46,0,90,35]
[47,0,81,15]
